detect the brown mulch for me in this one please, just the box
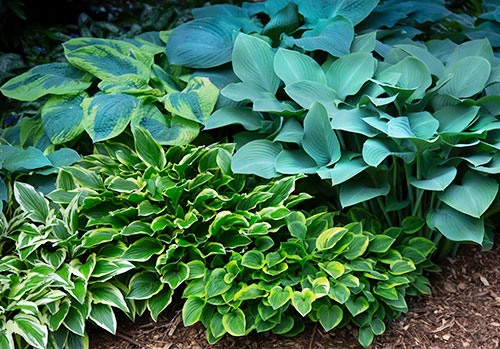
[91,245,500,349]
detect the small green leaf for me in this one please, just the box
[127,272,163,300]
[318,305,343,331]
[182,297,206,326]
[222,308,246,336]
[268,286,293,310]
[291,289,315,316]
[241,250,265,269]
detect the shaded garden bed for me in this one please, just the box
[91,245,500,348]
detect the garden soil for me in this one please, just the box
[91,245,500,349]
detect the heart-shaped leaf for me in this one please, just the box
[318,305,343,331]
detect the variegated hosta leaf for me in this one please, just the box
[83,94,139,142]
[131,99,199,145]
[63,38,153,89]
[41,93,88,145]
[0,62,91,101]
[164,77,219,125]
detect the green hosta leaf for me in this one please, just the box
[183,297,206,326]
[274,48,326,85]
[204,107,264,131]
[89,304,116,334]
[14,182,49,223]
[291,289,315,316]
[410,167,457,191]
[268,286,293,310]
[283,16,354,57]
[134,127,166,170]
[438,56,491,98]
[345,296,369,317]
[318,305,343,331]
[63,38,151,87]
[234,284,266,300]
[358,326,374,348]
[344,234,369,260]
[90,283,129,313]
[402,216,426,234]
[241,250,265,269]
[164,77,219,125]
[232,33,280,94]
[131,100,199,145]
[286,211,307,240]
[83,94,139,142]
[390,260,416,275]
[340,181,390,208]
[330,283,350,304]
[0,62,91,101]
[231,140,282,179]
[206,268,231,298]
[9,314,48,348]
[319,261,345,279]
[391,44,445,77]
[303,102,341,166]
[222,308,246,336]
[427,205,484,243]
[362,138,415,167]
[275,150,318,174]
[325,52,376,99]
[148,288,173,321]
[368,235,395,253]
[122,237,164,262]
[296,0,378,25]
[316,227,348,251]
[166,18,237,69]
[41,94,87,144]
[64,166,104,190]
[438,172,499,218]
[82,228,117,248]
[127,272,163,300]
[160,262,189,289]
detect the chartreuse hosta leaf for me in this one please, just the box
[164,77,219,125]
[63,37,152,88]
[82,94,139,142]
[0,62,91,101]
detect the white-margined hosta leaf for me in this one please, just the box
[41,93,87,145]
[164,77,219,125]
[7,314,48,349]
[82,94,139,142]
[0,62,91,101]
[89,303,117,334]
[13,182,50,224]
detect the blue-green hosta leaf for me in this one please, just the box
[232,140,283,179]
[351,31,377,53]
[381,56,432,99]
[41,93,87,145]
[330,155,369,186]
[434,105,480,134]
[437,171,499,218]
[303,102,341,166]
[331,108,378,137]
[14,182,49,224]
[131,31,165,55]
[390,44,445,78]
[262,2,300,41]
[340,181,390,208]
[89,304,116,334]
[438,57,491,99]
[387,112,439,140]
[8,314,48,349]
[362,138,415,167]
[427,205,484,244]
[296,0,378,25]
[410,167,457,191]
[283,16,354,57]
[232,33,280,94]
[275,150,318,174]
[63,38,152,88]
[0,145,51,172]
[83,94,139,142]
[285,80,338,113]
[446,38,495,67]
[164,77,219,125]
[204,107,264,131]
[471,153,500,174]
[325,52,376,100]
[131,100,199,146]
[0,62,91,101]
[165,18,238,68]
[274,118,303,144]
[274,48,326,85]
